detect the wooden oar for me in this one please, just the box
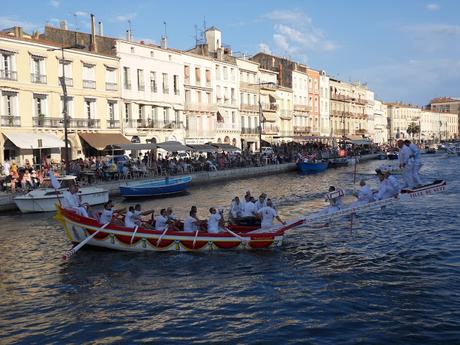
[156,226,169,246]
[224,227,248,243]
[63,222,110,260]
[129,225,139,245]
[192,230,200,248]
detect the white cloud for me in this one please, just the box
[113,13,138,22]
[0,16,37,31]
[258,43,271,54]
[402,23,460,36]
[74,11,89,17]
[50,0,60,8]
[426,3,440,11]
[260,9,338,57]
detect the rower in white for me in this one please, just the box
[254,194,267,211]
[155,209,169,230]
[230,196,243,218]
[320,186,345,215]
[241,195,258,218]
[184,209,200,232]
[257,199,285,229]
[350,180,375,207]
[398,139,414,188]
[375,171,400,200]
[207,207,224,233]
[405,139,423,188]
[62,184,89,217]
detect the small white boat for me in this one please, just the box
[14,175,108,213]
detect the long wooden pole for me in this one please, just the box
[63,222,110,260]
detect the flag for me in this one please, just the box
[49,170,61,190]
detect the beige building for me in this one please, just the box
[429,97,460,138]
[0,26,123,165]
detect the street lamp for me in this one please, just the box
[48,44,85,174]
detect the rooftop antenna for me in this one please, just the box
[163,21,167,38]
[202,16,206,42]
[72,13,79,31]
[194,24,199,45]
[128,19,132,40]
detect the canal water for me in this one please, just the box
[1,155,459,344]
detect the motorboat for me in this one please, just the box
[296,159,328,174]
[119,176,192,198]
[14,175,108,213]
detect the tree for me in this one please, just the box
[407,122,420,139]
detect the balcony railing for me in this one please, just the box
[33,116,100,128]
[83,80,96,89]
[124,82,132,90]
[294,104,306,111]
[217,123,239,130]
[241,127,260,135]
[0,115,21,127]
[164,121,184,129]
[240,104,259,112]
[294,126,312,134]
[136,119,163,129]
[184,102,217,112]
[0,70,17,81]
[31,73,47,84]
[105,82,118,91]
[261,103,278,111]
[60,77,73,87]
[107,119,120,128]
[70,118,100,128]
[262,124,279,134]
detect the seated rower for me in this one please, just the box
[154,208,169,230]
[99,200,125,224]
[255,194,267,211]
[241,195,258,218]
[125,206,140,228]
[230,196,242,218]
[184,209,200,232]
[166,207,180,231]
[375,171,400,200]
[350,180,375,207]
[257,199,285,230]
[134,204,154,224]
[207,207,225,233]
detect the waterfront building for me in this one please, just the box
[276,85,294,142]
[306,68,321,135]
[329,79,369,139]
[186,27,240,147]
[372,100,388,144]
[116,39,185,145]
[236,57,260,151]
[258,68,279,144]
[429,97,460,137]
[319,70,330,137]
[386,102,458,143]
[0,25,122,164]
[291,67,309,138]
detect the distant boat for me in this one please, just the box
[296,160,328,174]
[119,176,192,198]
[387,152,398,160]
[328,157,349,168]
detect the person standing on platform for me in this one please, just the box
[397,139,413,188]
[405,140,423,187]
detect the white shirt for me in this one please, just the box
[409,143,421,162]
[399,145,412,166]
[184,215,198,232]
[387,175,401,194]
[241,201,257,217]
[230,200,242,218]
[124,211,137,228]
[258,206,278,229]
[155,215,168,230]
[207,213,221,233]
[62,191,80,209]
[357,185,374,203]
[255,199,267,210]
[2,162,10,175]
[99,208,114,224]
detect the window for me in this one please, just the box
[138,104,145,121]
[185,90,191,103]
[107,101,117,128]
[33,94,47,117]
[58,60,73,84]
[125,103,131,123]
[231,88,236,105]
[195,67,201,85]
[123,67,131,89]
[1,91,18,127]
[175,109,180,123]
[137,69,145,91]
[150,72,157,92]
[215,65,220,80]
[205,69,211,86]
[230,68,235,81]
[105,68,117,91]
[232,111,236,124]
[164,107,170,124]
[130,47,135,54]
[31,56,46,83]
[150,51,154,58]
[0,52,16,80]
[173,75,179,95]
[83,64,96,89]
[207,92,211,104]
[60,95,73,118]
[84,98,95,120]
[162,73,169,93]
[184,65,190,83]
[197,91,202,103]
[223,66,228,80]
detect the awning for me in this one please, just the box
[157,141,190,152]
[2,131,64,149]
[79,132,131,151]
[113,143,157,150]
[262,112,277,122]
[187,144,217,153]
[211,143,240,152]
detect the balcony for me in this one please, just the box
[0,70,17,81]
[333,129,350,136]
[31,73,47,84]
[164,121,184,130]
[241,127,260,135]
[262,124,279,134]
[241,104,259,112]
[261,103,278,112]
[1,115,21,127]
[279,111,292,120]
[70,118,100,128]
[83,80,96,89]
[106,119,120,128]
[184,102,217,113]
[294,104,306,111]
[294,126,312,134]
[105,82,118,91]
[136,119,163,129]
[33,116,62,128]
[217,122,239,131]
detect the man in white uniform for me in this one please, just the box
[62,184,88,217]
[230,196,242,218]
[405,140,423,187]
[99,200,115,224]
[254,194,267,211]
[184,209,200,232]
[350,180,374,207]
[241,195,257,217]
[154,208,169,230]
[375,171,400,200]
[398,139,413,188]
[207,207,223,233]
[124,206,139,228]
[257,199,285,229]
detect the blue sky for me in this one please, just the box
[2,0,459,105]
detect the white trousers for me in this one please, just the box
[411,161,422,186]
[401,165,414,188]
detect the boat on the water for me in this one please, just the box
[386,152,398,160]
[296,160,328,174]
[119,176,192,198]
[14,175,108,213]
[56,206,303,252]
[328,157,349,168]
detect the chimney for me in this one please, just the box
[60,20,68,30]
[126,30,131,41]
[14,26,23,38]
[90,14,97,51]
[160,35,167,49]
[98,21,103,36]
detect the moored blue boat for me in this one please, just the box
[120,176,192,198]
[296,160,328,174]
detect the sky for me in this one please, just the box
[2,0,460,105]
